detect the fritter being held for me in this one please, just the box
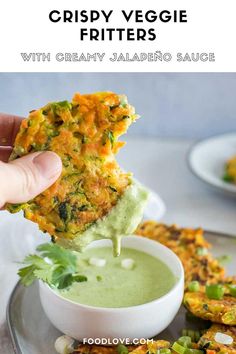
[7,92,148,254]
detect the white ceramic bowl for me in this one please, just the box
[39,236,184,341]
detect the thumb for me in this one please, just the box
[0,151,62,207]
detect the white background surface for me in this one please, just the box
[1,137,236,353]
[1,73,236,139]
[0,0,236,71]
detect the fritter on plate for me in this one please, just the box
[73,345,122,354]
[220,276,236,297]
[198,324,236,353]
[136,221,225,287]
[74,340,170,353]
[223,155,236,184]
[184,291,236,325]
[129,340,170,353]
[7,92,138,246]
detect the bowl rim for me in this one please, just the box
[39,235,184,312]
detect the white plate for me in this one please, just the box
[188,133,236,196]
[7,230,236,354]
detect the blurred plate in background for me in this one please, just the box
[144,189,166,220]
[188,133,236,196]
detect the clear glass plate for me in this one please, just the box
[7,230,236,354]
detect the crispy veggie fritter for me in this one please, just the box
[7,92,137,243]
[136,221,225,288]
[74,340,170,353]
[129,340,170,354]
[74,345,123,354]
[222,276,236,296]
[223,155,236,184]
[184,291,236,325]
[198,324,236,353]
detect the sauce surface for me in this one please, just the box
[59,247,176,308]
[69,181,149,256]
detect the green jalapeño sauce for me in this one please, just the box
[59,247,176,308]
[58,180,149,257]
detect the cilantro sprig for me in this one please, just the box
[18,243,87,289]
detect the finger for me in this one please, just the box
[0,113,23,146]
[0,147,13,162]
[0,151,62,207]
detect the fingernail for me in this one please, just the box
[33,151,62,179]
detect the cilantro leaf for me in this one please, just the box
[18,255,53,286]
[51,266,74,289]
[33,268,52,283]
[36,243,77,270]
[18,243,87,290]
[18,264,38,286]
[51,270,87,289]
[24,254,52,268]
